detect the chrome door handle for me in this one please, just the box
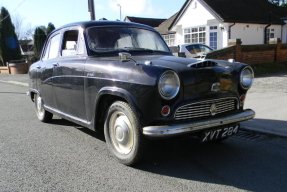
[52,63,59,67]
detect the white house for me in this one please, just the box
[155,0,287,49]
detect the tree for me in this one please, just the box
[0,7,22,66]
[33,22,56,60]
[12,14,34,40]
[33,27,47,59]
[46,23,55,36]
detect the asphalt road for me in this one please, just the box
[1,82,287,192]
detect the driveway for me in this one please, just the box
[242,73,287,137]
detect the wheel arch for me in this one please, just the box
[28,89,40,102]
[93,87,142,132]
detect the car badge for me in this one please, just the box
[210,104,217,116]
[211,82,221,92]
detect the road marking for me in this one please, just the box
[0,80,28,87]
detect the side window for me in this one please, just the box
[42,33,61,60]
[186,45,197,54]
[199,45,212,53]
[61,30,79,57]
[42,41,50,61]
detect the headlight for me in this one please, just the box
[240,66,254,89]
[158,70,180,100]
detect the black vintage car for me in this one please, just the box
[28,21,255,165]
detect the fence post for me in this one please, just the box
[275,38,281,62]
[234,39,242,62]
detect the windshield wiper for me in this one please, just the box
[120,47,155,53]
[91,47,170,56]
[121,47,170,54]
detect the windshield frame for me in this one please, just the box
[85,25,171,56]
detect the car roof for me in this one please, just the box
[54,20,156,32]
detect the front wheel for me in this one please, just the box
[104,101,145,165]
[34,94,53,123]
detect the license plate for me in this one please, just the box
[201,124,239,142]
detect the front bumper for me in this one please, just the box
[142,109,255,138]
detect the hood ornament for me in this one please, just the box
[210,104,217,116]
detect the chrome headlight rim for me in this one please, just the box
[158,70,180,100]
[240,66,254,90]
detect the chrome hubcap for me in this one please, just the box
[109,112,134,155]
[36,95,44,117]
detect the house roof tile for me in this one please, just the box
[170,0,287,30]
[155,12,178,35]
[125,16,166,27]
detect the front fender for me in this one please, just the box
[92,86,142,130]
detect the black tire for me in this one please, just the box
[104,101,145,166]
[34,94,53,123]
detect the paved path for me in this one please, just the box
[243,74,287,137]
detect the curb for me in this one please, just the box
[241,126,287,138]
[0,80,28,87]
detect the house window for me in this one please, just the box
[163,34,175,46]
[210,26,217,30]
[267,28,275,39]
[184,26,206,44]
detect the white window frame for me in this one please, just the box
[163,34,175,46]
[184,26,206,44]
[267,28,275,40]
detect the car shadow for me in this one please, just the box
[242,118,287,137]
[50,118,105,141]
[49,117,287,192]
[135,119,287,192]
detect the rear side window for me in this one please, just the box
[61,30,79,57]
[42,33,61,60]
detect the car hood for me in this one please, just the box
[132,55,236,71]
[133,55,243,99]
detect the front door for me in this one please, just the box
[209,26,218,50]
[53,29,87,120]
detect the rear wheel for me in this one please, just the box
[104,101,145,166]
[34,94,53,122]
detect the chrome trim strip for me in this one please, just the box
[143,109,255,138]
[44,105,90,125]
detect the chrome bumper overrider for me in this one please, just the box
[143,109,255,138]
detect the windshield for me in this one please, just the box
[86,26,170,55]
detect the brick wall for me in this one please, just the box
[206,39,287,64]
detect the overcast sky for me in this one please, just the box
[0,0,186,28]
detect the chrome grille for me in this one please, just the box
[174,98,238,120]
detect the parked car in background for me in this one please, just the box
[178,43,214,59]
[28,21,255,165]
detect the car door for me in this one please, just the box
[38,33,61,109]
[53,28,87,120]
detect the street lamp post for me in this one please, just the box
[117,4,122,21]
[88,0,96,20]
